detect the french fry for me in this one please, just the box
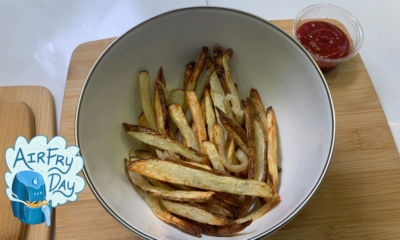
[217,108,249,155]
[200,97,206,126]
[126,159,213,203]
[206,57,213,69]
[225,93,244,126]
[183,62,195,91]
[186,91,207,154]
[204,89,216,139]
[139,71,157,130]
[223,97,236,124]
[161,200,229,226]
[186,47,208,92]
[156,149,181,161]
[237,99,256,219]
[254,119,268,182]
[169,104,199,151]
[213,192,241,207]
[213,46,231,95]
[158,67,166,88]
[232,196,280,224]
[212,124,240,173]
[202,141,225,171]
[267,107,279,194]
[224,48,233,62]
[194,58,215,101]
[235,148,249,177]
[250,89,268,130]
[129,149,137,158]
[225,138,249,173]
[124,124,206,163]
[138,112,148,128]
[128,158,273,198]
[154,80,171,137]
[209,72,229,138]
[137,189,201,237]
[167,89,185,107]
[134,149,154,159]
[185,162,213,171]
[181,217,252,237]
[202,199,234,218]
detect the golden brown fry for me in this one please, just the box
[160,200,229,226]
[202,199,234,218]
[223,97,236,123]
[250,88,268,133]
[237,99,256,219]
[134,149,154,159]
[254,119,268,182]
[124,124,206,163]
[139,71,157,130]
[158,67,166,88]
[183,62,195,91]
[267,107,279,194]
[204,89,216,139]
[138,112,148,128]
[225,93,244,126]
[195,59,215,101]
[185,162,213,171]
[137,189,201,237]
[200,97,206,126]
[128,158,273,197]
[186,47,208,92]
[224,48,233,62]
[217,107,249,155]
[213,46,231,94]
[186,91,207,154]
[154,80,171,137]
[214,192,241,207]
[203,141,225,171]
[233,196,280,224]
[169,104,199,151]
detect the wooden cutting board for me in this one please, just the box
[0,86,57,240]
[0,100,34,240]
[57,19,400,240]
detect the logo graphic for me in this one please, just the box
[4,136,85,226]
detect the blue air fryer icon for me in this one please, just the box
[11,171,52,226]
[4,136,85,227]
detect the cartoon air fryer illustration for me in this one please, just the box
[11,171,52,226]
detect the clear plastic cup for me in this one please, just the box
[293,4,364,73]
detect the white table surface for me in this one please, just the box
[1,0,399,154]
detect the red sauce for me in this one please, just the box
[296,21,351,72]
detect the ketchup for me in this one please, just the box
[296,21,350,72]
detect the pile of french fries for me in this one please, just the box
[123,46,281,237]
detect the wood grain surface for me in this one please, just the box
[0,86,57,240]
[57,19,400,240]
[0,100,34,240]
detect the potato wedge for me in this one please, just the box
[202,141,225,171]
[186,91,207,153]
[267,107,279,194]
[225,137,248,173]
[169,104,199,151]
[154,80,171,136]
[204,89,216,139]
[139,71,157,130]
[138,112,148,128]
[124,124,206,163]
[137,189,200,237]
[128,158,273,198]
[186,47,208,92]
[160,200,229,226]
[213,46,230,94]
[217,107,249,155]
[183,62,195,91]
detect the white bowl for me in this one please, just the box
[76,7,335,240]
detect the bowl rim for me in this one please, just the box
[75,6,336,240]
